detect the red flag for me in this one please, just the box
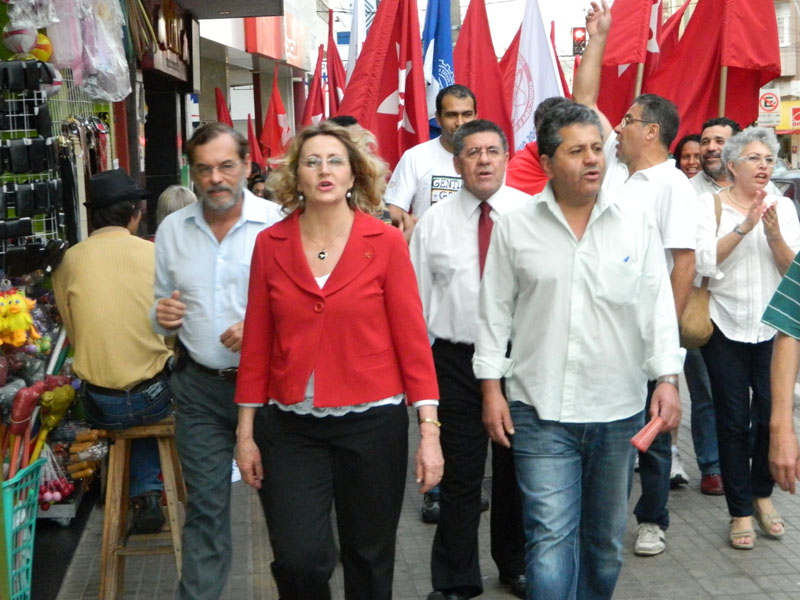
[327,10,347,117]
[596,0,662,127]
[337,0,428,168]
[499,28,520,132]
[215,87,233,127]
[720,0,780,126]
[247,114,266,170]
[453,0,514,155]
[301,45,326,127]
[550,21,570,99]
[644,0,779,147]
[261,68,292,161]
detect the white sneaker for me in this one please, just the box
[670,446,689,488]
[634,523,666,556]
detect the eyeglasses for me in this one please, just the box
[737,154,775,167]
[191,161,243,178]
[300,155,349,169]
[620,114,656,128]
[462,146,504,160]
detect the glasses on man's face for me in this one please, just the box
[462,146,504,160]
[737,154,775,167]
[620,114,656,128]
[300,155,348,170]
[191,161,243,179]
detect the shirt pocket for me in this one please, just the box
[595,259,642,307]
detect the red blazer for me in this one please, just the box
[235,209,439,408]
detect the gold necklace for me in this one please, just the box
[725,188,751,211]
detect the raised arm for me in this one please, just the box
[572,0,613,138]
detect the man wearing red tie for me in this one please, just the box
[410,119,527,600]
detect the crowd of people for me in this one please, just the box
[50,2,800,600]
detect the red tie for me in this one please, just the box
[478,201,493,278]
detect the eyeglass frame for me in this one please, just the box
[620,114,657,128]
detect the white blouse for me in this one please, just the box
[695,191,800,343]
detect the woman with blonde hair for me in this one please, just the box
[235,122,443,599]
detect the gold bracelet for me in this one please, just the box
[419,418,441,428]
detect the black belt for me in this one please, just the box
[85,368,168,397]
[186,354,238,384]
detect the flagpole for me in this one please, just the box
[634,62,645,98]
[718,65,727,116]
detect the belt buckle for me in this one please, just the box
[218,368,237,383]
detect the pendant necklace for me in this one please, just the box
[303,219,353,261]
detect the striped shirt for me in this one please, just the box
[762,251,800,340]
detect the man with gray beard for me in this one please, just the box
[152,122,282,599]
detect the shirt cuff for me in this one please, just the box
[643,350,686,381]
[412,399,439,409]
[472,355,514,380]
[237,403,263,408]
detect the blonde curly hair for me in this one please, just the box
[267,122,388,215]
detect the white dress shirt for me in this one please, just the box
[409,185,530,345]
[603,132,696,272]
[152,190,282,368]
[473,184,685,423]
[695,191,800,343]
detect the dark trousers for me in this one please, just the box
[701,325,775,517]
[431,339,525,597]
[171,363,263,600]
[255,402,408,600]
[634,381,672,529]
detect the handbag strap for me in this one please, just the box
[700,193,723,291]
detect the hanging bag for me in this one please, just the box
[679,193,721,349]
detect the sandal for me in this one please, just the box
[753,502,785,539]
[729,520,755,550]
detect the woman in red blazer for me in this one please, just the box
[235,121,443,600]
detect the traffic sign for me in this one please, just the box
[759,92,781,127]
[760,92,779,112]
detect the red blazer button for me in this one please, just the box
[365,250,373,259]
[313,301,325,313]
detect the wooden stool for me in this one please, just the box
[98,417,186,600]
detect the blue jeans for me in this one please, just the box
[685,348,720,476]
[509,402,642,600]
[634,381,671,529]
[83,376,172,498]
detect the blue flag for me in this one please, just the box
[421,0,454,138]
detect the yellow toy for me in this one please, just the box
[3,292,41,347]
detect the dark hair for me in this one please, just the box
[328,115,359,127]
[674,133,701,169]
[700,117,741,136]
[248,175,266,191]
[452,119,508,155]
[534,97,572,130]
[90,200,140,230]
[435,84,477,116]
[537,101,602,159]
[633,94,679,150]
[186,122,248,166]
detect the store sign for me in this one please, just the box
[792,106,800,128]
[141,0,190,82]
[244,14,307,70]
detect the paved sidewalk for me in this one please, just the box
[56,382,800,599]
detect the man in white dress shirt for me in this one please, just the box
[474,101,684,600]
[410,120,527,600]
[573,1,696,557]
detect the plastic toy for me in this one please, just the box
[2,22,37,55]
[3,291,41,347]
